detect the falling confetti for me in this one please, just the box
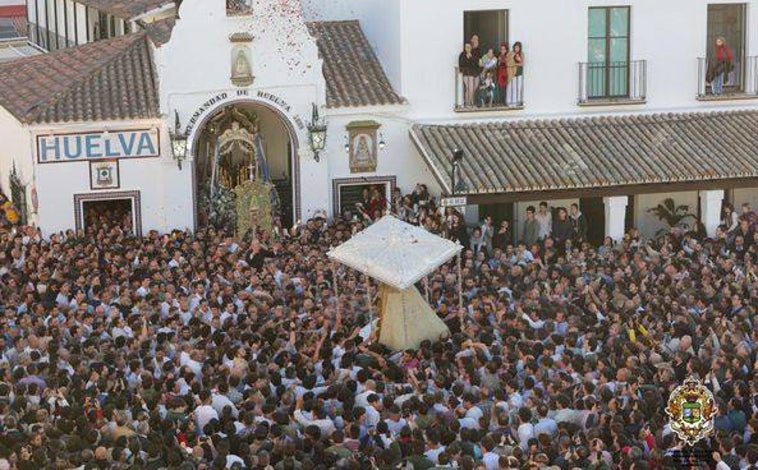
[239,0,320,76]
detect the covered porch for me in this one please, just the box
[410,110,758,241]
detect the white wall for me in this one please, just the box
[634,191,699,238]
[0,107,33,217]
[324,109,442,216]
[30,119,194,236]
[157,0,337,223]
[0,0,23,6]
[732,188,758,214]
[308,0,758,120]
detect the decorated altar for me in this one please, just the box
[198,108,279,236]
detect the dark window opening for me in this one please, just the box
[82,199,133,234]
[463,10,508,54]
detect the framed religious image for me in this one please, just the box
[347,120,381,173]
[89,160,120,190]
[231,45,254,87]
[227,0,253,16]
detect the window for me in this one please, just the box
[703,4,747,95]
[463,10,508,55]
[587,7,630,98]
[96,12,108,39]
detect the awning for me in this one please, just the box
[410,110,758,197]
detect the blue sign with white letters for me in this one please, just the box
[36,129,160,163]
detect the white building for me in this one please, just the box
[0,0,757,242]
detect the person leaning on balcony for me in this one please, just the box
[497,42,510,106]
[478,48,498,107]
[459,43,480,107]
[707,36,734,95]
[509,42,525,105]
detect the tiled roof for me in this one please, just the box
[144,15,175,47]
[0,32,159,124]
[307,20,404,109]
[411,110,758,194]
[76,0,174,20]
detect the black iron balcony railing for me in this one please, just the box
[698,55,758,99]
[454,67,524,111]
[28,22,76,51]
[578,60,646,105]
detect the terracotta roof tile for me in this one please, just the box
[76,0,174,20]
[307,20,404,109]
[411,110,758,194]
[0,32,159,124]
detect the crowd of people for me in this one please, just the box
[0,183,758,470]
[458,34,525,108]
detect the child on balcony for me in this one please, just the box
[478,71,496,107]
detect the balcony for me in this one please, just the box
[578,60,646,106]
[697,56,758,101]
[28,22,76,51]
[454,67,524,112]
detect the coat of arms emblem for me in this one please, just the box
[665,377,717,446]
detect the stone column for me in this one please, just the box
[699,189,724,237]
[604,196,629,242]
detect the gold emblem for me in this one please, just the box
[665,376,717,446]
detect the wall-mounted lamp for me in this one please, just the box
[169,111,188,170]
[378,132,386,151]
[307,103,327,162]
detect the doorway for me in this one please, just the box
[463,10,508,53]
[479,202,514,244]
[193,103,297,230]
[74,191,142,237]
[579,197,606,245]
[332,176,396,220]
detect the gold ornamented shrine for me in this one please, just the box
[234,180,274,237]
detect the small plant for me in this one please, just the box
[647,198,696,236]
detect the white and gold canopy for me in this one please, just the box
[327,215,463,290]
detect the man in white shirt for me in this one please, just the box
[423,428,446,464]
[517,407,535,450]
[461,393,483,424]
[293,396,336,437]
[364,394,382,429]
[383,405,408,437]
[481,436,500,470]
[211,384,239,418]
[533,404,558,438]
[195,390,219,435]
[355,379,377,408]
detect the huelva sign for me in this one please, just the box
[37,129,160,163]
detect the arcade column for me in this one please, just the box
[603,196,628,242]
[699,189,724,237]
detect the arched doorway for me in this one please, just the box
[192,101,299,231]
